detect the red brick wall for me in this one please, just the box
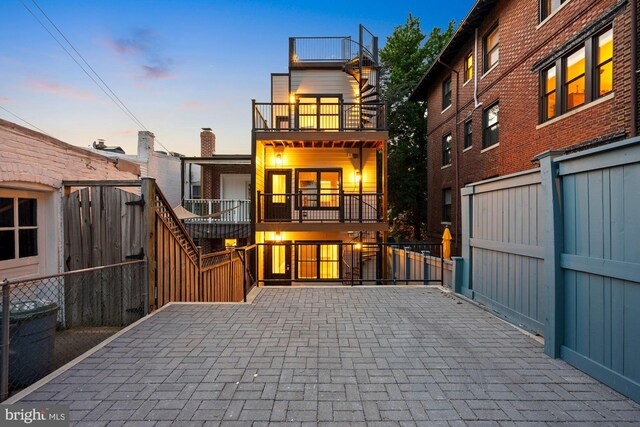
[422,0,635,252]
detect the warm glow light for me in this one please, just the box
[289,94,296,104]
[274,232,282,242]
[355,170,362,183]
[275,153,283,167]
[225,239,237,248]
[354,242,362,250]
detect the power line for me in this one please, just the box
[20,0,173,153]
[0,105,51,136]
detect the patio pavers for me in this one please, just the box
[18,287,640,425]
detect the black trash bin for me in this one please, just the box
[0,299,59,387]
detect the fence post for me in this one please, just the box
[1,280,10,401]
[451,257,464,292]
[257,191,262,223]
[141,178,157,312]
[538,150,565,358]
[404,247,411,285]
[391,246,397,285]
[460,186,474,297]
[421,251,430,285]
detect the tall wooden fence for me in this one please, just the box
[458,136,640,403]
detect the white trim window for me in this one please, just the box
[0,196,38,263]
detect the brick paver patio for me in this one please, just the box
[18,288,640,425]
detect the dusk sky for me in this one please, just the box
[1,1,474,156]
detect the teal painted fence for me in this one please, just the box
[460,136,640,403]
[460,169,546,334]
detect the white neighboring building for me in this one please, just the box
[91,131,198,208]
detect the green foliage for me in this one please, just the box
[380,15,455,239]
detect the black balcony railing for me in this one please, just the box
[252,102,386,131]
[257,192,383,223]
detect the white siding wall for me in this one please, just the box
[271,74,289,103]
[290,70,358,102]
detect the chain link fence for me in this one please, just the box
[1,260,146,401]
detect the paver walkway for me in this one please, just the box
[19,288,640,426]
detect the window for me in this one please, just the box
[191,185,201,199]
[295,169,341,208]
[540,26,613,123]
[0,197,38,262]
[464,120,473,149]
[482,102,499,149]
[296,242,340,279]
[297,96,340,130]
[464,52,473,82]
[542,66,557,120]
[442,134,452,166]
[595,28,613,97]
[442,189,452,223]
[564,46,586,110]
[442,76,452,110]
[484,24,499,72]
[541,0,566,21]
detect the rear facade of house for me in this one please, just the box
[411,0,640,254]
[252,26,389,285]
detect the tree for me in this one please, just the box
[380,15,455,240]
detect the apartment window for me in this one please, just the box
[295,169,341,209]
[296,242,340,280]
[464,52,473,82]
[191,185,201,199]
[464,120,473,149]
[484,24,499,72]
[540,26,613,123]
[542,66,557,120]
[442,76,452,110]
[0,197,38,261]
[482,102,499,149]
[541,0,566,21]
[442,134,452,166]
[442,189,452,223]
[595,28,613,97]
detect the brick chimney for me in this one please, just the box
[200,128,215,157]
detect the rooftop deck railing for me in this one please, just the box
[289,36,376,64]
[252,102,386,132]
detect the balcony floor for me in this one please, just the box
[15,288,640,424]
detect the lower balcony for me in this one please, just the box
[183,199,250,223]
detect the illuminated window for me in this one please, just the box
[297,96,340,130]
[296,169,341,209]
[540,26,613,123]
[464,52,473,82]
[484,24,499,72]
[224,239,237,247]
[542,66,557,120]
[595,28,613,97]
[271,244,286,274]
[296,242,340,280]
[272,173,287,203]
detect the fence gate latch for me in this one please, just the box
[125,195,145,207]
[125,248,145,260]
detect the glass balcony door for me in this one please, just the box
[296,96,341,130]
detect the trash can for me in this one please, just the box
[0,300,59,387]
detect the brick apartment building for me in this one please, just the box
[410,0,639,253]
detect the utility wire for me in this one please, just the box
[0,105,51,136]
[20,0,173,153]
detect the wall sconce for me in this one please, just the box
[289,93,296,104]
[274,232,282,242]
[355,170,362,183]
[275,153,283,167]
[354,242,362,250]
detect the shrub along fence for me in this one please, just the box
[454,136,640,403]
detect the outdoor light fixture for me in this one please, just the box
[274,232,282,242]
[355,170,362,183]
[289,94,296,104]
[354,242,362,250]
[275,153,283,167]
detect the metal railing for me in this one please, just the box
[289,36,376,64]
[183,199,251,223]
[0,260,146,401]
[252,102,386,131]
[257,192,383,223]
[256,242,443,286]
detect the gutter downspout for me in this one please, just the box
[631,0,638,137]
[474,28,481,109]
[437,58,461,254]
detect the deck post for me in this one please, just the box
[141,178,157,312]
[1,280,9,401]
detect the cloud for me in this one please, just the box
[0,96,12,103]
[181,101,208,111]
[115,129,137,136]
[28,80,92,99]
[108,28,175,82]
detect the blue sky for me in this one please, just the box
[0,0,474,156]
